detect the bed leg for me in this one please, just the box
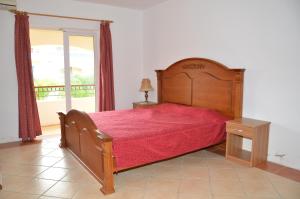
[100,141,115,194]
[58,112,67,148]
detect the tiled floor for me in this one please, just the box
[0,136,300,199]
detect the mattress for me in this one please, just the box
[89,103,229,170]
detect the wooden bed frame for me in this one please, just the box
[58,57,245,195]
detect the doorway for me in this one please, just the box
[30,29,98,134]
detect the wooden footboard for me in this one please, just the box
[58,110,115,194]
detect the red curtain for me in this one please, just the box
[99,22,115,111]
[15,13,42,141]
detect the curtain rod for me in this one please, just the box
[9,10,113,23]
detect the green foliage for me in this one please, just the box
[71,75,94,85]
[71,75,95,98]
[34,79,64,100]
[34,75,95,100]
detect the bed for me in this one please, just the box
[58,57,245,194]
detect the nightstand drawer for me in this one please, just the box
[226,123,254,138]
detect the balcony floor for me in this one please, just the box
[42,125,60,135]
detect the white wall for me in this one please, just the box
[143,0,300,169]
[0,0,143,143]
[0,10,19,143]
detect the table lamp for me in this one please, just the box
[139,78,153,102]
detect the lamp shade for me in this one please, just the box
[139,78,153,92]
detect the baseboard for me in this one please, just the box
[0,137,20,144]
[0,139,42,149]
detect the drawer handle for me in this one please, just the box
[233,129,243,133]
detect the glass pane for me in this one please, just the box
[30,29,65,128]
[69,35,95,112]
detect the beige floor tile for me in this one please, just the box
[32,156,62,167]
[182,157,207,167]
[32,147,56,156]
[119,166,152,177]
[245,197,280,199]
[146,176,180,192]
[179,179,211,195]
[44,149,70,158]
[39,142,59,149]
[144,189,178,199]
[124,163,164,177]
[184,150,208,159]
[187,150,223,159]
[155,157,183,167]
[210,179,245,197]
[72,183,106,199]
[76,183,103,194]
[115,173,148,190]
[181,166,210,180]
[148,165,182,179]
[2,175,32,192]
[117,169,144,177]
[18,178,57,195]
[179,193,213,199]
[73,193,107,199]
[266,172,297,184]
[236,168,270,182]
[61,168,98,184]
[52,157,82,169]
[209,168,239,180]
[0,191,39,199]
[2,154,38,165]
[37,167,69,180]
[43,181,82,198]
[271,178,300,199]
[212,195,248,199]
[204,158,234,168]
[241,180,280,198]
[21,165,50,177]
[1,164,49,177]
[108,188,144,199]
[39,196,66,199]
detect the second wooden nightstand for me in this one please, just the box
[132,101,157,109]
[226,118,270,167]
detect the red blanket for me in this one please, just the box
[89,103,229,170]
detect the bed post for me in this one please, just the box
[156,70,163,103]
[233,70,245,118]
[100,139,115,194]
[58,112,67,148]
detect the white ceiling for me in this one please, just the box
[74,0,168,10]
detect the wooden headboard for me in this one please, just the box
[156,58,245,119]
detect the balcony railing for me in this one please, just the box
[34,84,95,100]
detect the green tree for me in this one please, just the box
[71,75,95,98]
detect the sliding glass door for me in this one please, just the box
[64,32,97,112]
[30,29,98,128]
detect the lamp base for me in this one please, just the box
[144,91,149,102]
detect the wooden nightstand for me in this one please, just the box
[132,101,157,109]
[226,118,270,167]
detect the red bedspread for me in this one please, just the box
[89,103,229,170]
